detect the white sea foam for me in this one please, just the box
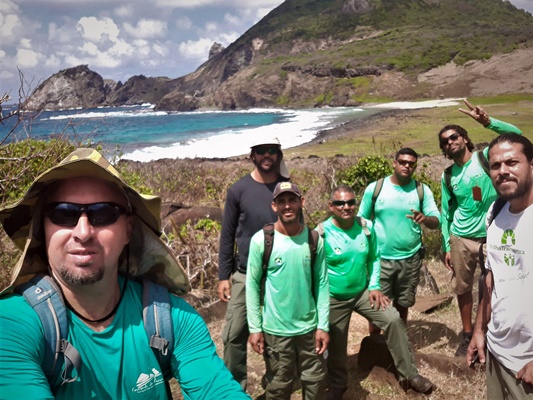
[121,108,363,162]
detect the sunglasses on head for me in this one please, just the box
[332,199,356,207]
[440,132,461,146]
[254,147,279,155]
[44,202,129,227]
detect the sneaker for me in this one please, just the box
[455,332,472,357]
[403,374,433,394]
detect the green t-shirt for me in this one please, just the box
[440,117,522,252]
[0,278,249,400]
[246,226,330,336]
[320,217,380,300]
[358,177,440,259]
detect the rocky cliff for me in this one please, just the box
[22,0,533,111]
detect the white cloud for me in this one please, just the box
[123,19,167,39]
[205,22,218,32]
[176,16,192,30]
[224,13,241,26]
[76,16,120,43]
[45,55,61,68]
[178,37,216,60]
[16,48,42,68]
[114,5,133,18]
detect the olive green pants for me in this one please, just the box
[328,291,418,390]
[221,271,249,390]
[487,350,533,400]
[263,331,327,400]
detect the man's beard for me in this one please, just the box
[56,265,105,285]
[253,157,279,174]
[497,175,532,201]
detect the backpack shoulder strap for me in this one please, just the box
[308,227,319,269]
[370,178,385,220]
[414,180,424,211]
[355,216,371,237]
[487,198,507,228]
[444,164,456,221]
[477,150,490,175]
[15,274,81,391]
[260,223,276,306]
[142,278,174,380]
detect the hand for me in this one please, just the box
[248,332,265,355]
[369,290,391,310]
[458,99,491,127]
[407,209,425,225]
[442,252,453,271]
[315,329,329,355]
[466,331,486,366]
[517,360,533,385]
[217,280,231,302]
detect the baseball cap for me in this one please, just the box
[273,182,301,199]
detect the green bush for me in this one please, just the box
[336,155,392,198]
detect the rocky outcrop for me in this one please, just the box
[209,42,225,59]
[105,74,176,106]
[22,65,107,111]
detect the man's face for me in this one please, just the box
[252,145,280,174]
[440,129,467,158]
[272,192,303,224]
[393,154,417,180]
[329,190,356,223]
[44,177,134,287]
[489,141,533,201]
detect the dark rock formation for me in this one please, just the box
[22,65,106,111]
[209,42,225,59]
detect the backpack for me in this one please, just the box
[15,274,174,394]
[371,177,424,220]
[444,151,490,220]
[260,223,319,305]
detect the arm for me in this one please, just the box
[245,233,264,336]
[0,295,55,399]
[218,187,239,301]
[459,99,522,134]
[466,271,493,366]
[408,183,441,229]
[171,298,250,399]
[313,237,330,355]
[440,173,453,270]
[357,183,375,220]
[365,223,390,310]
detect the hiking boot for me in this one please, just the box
[455,332,472,357]
[402,374,434,394]
[326,387,345,400]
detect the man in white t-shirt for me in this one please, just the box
[467,134,533,399]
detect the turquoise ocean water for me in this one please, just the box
[3,99,461,162]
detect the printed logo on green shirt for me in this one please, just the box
[334,247,341,255]
[132,368,165,394]
[274,257,283,265]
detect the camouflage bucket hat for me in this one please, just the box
[0,148,190,295]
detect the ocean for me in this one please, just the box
[2,99,462,162]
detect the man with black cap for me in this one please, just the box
[218,135,290,390]
[246,181,330,400]
[0,148,249,399]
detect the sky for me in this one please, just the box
[1,0,532,101]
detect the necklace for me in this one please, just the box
[64,278,128,323]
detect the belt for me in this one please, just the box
[236,265,247,274]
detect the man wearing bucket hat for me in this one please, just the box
[218,135,290,389]
[0,148,249,399]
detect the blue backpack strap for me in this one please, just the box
[142,278,174,380]
[15,274,81,391]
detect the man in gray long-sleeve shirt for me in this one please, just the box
[218,136,290,390]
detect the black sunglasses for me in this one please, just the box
[332,199,356,207]
[397,160,417,168]
[254,147,279,155]
[44,202,129,227]
[440,132,460,146]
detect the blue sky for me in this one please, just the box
[1,0,532,101]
